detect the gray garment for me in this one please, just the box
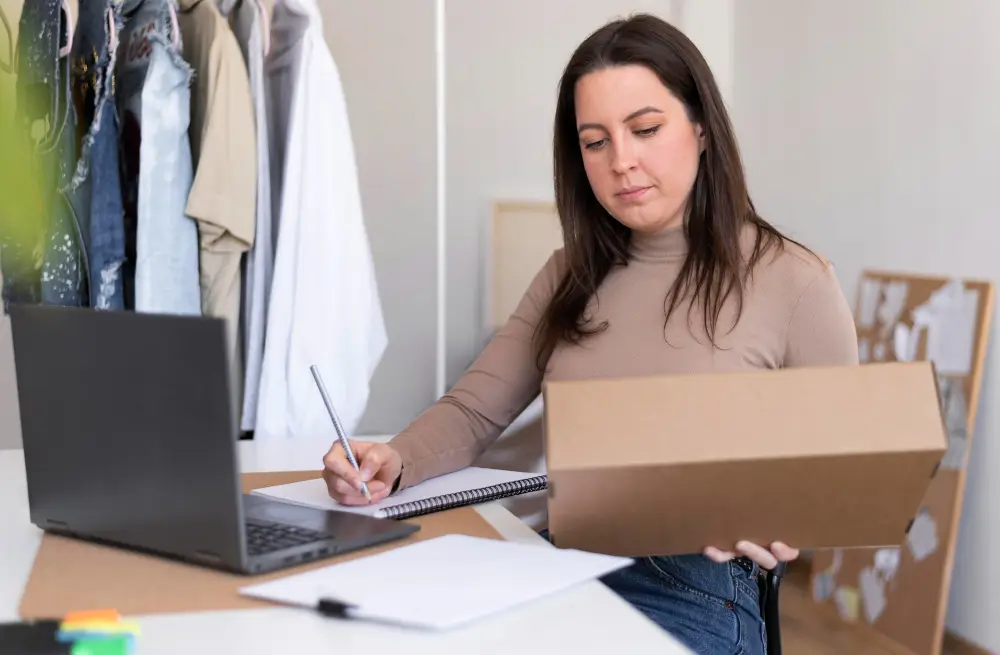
[117,0,202,315]
[230,0,275,430]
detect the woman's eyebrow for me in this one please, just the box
[577,106,664,133]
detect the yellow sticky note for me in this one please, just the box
[835,586,861,622]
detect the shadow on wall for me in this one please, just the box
[472,395,548,529]
[0,315,23,449]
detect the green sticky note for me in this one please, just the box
[71,637,131,655]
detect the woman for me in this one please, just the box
[322,13,858,655]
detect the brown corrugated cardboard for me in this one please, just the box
[543,361,947,557]
[18,471,503,619]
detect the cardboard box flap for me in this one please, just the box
[543,361,946,470]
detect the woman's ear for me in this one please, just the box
[696,124,707,153]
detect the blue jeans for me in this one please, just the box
[541,531,766,655]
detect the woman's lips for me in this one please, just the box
[617,186,651,201]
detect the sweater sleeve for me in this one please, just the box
[389,250,566,490]
[782,263,860,367]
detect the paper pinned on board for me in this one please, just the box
[873,548,901,582]
[915,280,980,376]
[857,278,883,329]
[893,323,920,362]
[938,376,970,471]
[812,571,835,602]
[906,509,939,562]
[873,341,887,361]
[859,567,887,624]
[858,338,871,363]
[835,586,861,622]
[830,548,843,575]
[812,549,844,603]
[877,281,909,337]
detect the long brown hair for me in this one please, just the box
[535,13,804,368]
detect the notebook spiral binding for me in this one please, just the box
[379,475,548,520]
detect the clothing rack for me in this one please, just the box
[0,0,388,443]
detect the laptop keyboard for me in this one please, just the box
[245,519,331,556]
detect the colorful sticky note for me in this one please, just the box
[62,610,121,623]
[58,620,141,635]
[70,636,131,655]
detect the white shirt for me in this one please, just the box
[255,0,388,439]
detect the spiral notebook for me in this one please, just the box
[251,466,548,520]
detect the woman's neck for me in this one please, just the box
[629,223,688,263]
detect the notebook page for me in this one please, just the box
[239,534,633,630]
[251,466,543,517]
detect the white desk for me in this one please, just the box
[0,440,692,654]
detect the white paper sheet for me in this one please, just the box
[924,282,979,376]
[859,566,887,624]
[858,338,871,363]
[252,467,543,517]
[873,341,887,361]
[857,278,883,329]
[873,548,900,582]
[939,376,970,470]
[893,323,919,362]
[877,281,909,336]
[239,534,633,630]
[906,509,939,562]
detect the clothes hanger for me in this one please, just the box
[59,0,76,59]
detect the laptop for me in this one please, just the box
[7,304,418,575]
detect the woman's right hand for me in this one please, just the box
[322,440,402,506]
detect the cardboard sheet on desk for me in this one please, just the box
[542,361,948,557]
[17,471,503,620]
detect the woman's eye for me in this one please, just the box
[635,125,660,137]
[584,139,607,151]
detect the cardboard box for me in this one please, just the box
[542,361,947,557]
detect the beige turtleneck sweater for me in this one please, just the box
[390,224,860,490]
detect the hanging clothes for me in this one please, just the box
[228,0,275,432]
[176,0,256,387]
[116,0,201,315]
[64,0,127,310]
[255,0,387,439]
[2,0,79,310]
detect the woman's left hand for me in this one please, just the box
[703,541,800,571]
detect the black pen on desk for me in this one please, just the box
[310,364,372,502]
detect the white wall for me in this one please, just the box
[319,1,439,435]
[444,0,678,384]
[732,1,1000,651]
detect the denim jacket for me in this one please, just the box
[117,0,201,315]
[63,0,128,310]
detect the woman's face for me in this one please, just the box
[574,64,704,233]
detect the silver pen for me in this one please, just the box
[310,364,372,502]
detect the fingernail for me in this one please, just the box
[736,541,749,550]
[361,468,372,481]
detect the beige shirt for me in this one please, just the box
[177,0,256,357]
[390,223,860,489]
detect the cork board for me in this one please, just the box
[489,201,563,331]
[809,271,995,655]
[18,471,504,619]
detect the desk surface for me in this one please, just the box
[1,439,691,654]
